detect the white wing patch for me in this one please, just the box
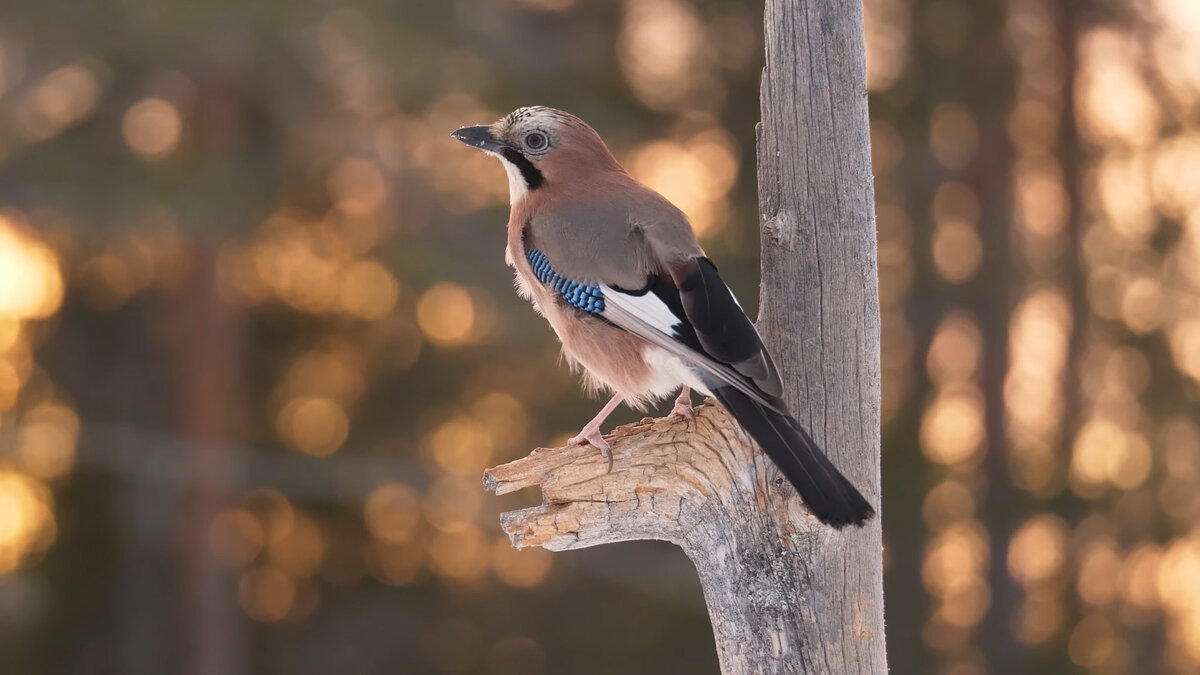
[599,284,783,413]
[598,285,681,337]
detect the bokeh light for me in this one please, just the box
[122,98,183,160]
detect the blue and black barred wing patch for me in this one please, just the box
[526,248,605,314]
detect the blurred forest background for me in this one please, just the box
[0,0,1198,673]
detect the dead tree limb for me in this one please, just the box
[485,0,886,671]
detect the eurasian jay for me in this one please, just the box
[451,106,874,528]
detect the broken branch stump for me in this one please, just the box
[484,402,882,673]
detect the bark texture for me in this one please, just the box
[485,0,885,671]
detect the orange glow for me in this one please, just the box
[427,523,489,583]
[276,396,350,456]
[245,490,296,547]
[1077,541,1121,606]
[932,182,981,225]
[1076,29,1160,147]
[492,538,553,588]
[920,387,985,465]
[1068,614,1119,668]
[627,130,739,237]
[1158,534,1200,660]
[1005,288,1070,458]
[12,65,101,141]
[1014,158,1068,238]
[927,313,982,385]
[1122,543,1161,609]
[0,319,20,353]
[122,98,183,160]
[617,0,706,111]
[0,470,56,574]
[1008,98,1059,154]
[923,519,990,637]
[0,361,19,412]
[929,103,979,170]
[1008,514,1068,584]
[471,391,528,454]
[1071,418,1123,487]
[1120,277,1165,334]
[416,283,476,347]
[1151,133,1200,218]
[238,566,296,622]
[266,511,325,579]
[368,541,424,586]
[227,208,407,319]
[209,507,266,566]
[1170,318,1200,382]
[923,479,976,530]
[923,522,988,595]
[78,253,139,310]
[338,259,399,320]
[514,0,576,9]
[1072,418,1152,491]
[425,416,494,478]
[16,402,79,479]
[938,575,990,628]
[1096,152,1155,241]
[1087,266,1125,320]
[0,217,65,320]
[863,0,912,91]
[275,344,365,406]
[1014,591,1064,645]
[931,218,982,283]
[422,476,482,534]
[363,483,421,543]
[327,157,388,216]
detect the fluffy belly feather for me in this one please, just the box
[527,289,695,407]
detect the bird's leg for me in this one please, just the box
[671,386,695,422]
[568,393,623,472]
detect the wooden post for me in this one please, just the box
[484,0,886,671]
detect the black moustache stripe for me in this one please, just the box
[500,147,545,190]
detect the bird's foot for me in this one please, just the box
[671,387,695,429]
[568,427,613,473]
[671,399,695,421]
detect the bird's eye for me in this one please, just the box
[524,131,549,152]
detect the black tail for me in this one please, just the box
[709,384,875,528]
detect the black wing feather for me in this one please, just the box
[671,258,873,527]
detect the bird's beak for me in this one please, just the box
[450,125,510,153]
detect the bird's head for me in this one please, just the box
[451,106,622,204]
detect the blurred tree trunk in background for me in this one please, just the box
[174,247,246,675]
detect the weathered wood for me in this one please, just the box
[485,0,886,671]
[754,0,886,671]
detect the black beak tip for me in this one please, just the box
[450,125,502,151]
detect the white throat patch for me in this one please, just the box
[487,151,528,204]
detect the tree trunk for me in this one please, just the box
[175,246,246,675]
[485,0,885,672]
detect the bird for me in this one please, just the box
[451,106,874,528]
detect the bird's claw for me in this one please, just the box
[671,400,696,422]
[671,389,696,430]
[568,428,613,473]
